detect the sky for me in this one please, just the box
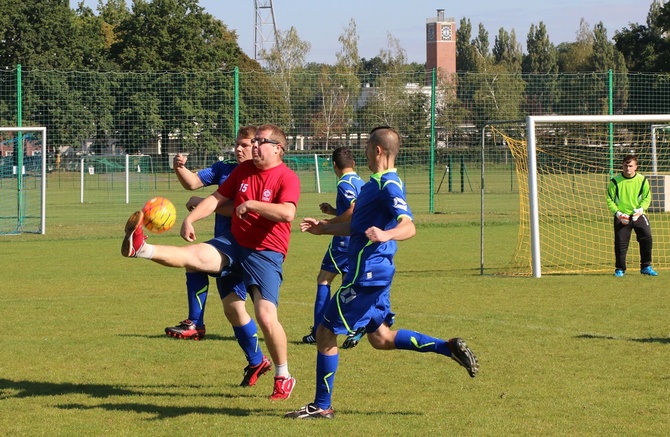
[79,0,657,64]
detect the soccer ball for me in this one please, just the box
[142,197,177,234]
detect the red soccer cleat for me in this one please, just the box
[269,375,296,400]
[121,211,147,257]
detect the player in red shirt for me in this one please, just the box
[121,124,300,400]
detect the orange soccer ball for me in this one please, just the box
[141,196,177,234]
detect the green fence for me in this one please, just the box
[1,67,670,232]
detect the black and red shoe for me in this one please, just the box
[165,319,206,340]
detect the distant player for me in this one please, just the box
[301,146,365,347]
[286,126,478,419]
[606,153,657,277]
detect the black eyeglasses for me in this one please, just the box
[251,137,280,146]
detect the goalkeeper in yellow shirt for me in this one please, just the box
[606,154,657,277]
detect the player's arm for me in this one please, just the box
[181,191,229,241]
[639,177,652,210]
[300,217,351,236]
[173,153,205,190]
[606,180,619,215]
[365,215,415,243]
[323,202,355,225]
[215,199,235,217]
[319,202,336,215]
[236,200,296,223]
[185,196,234,217]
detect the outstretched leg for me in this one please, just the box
[121,211,230,274]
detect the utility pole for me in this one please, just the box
[254,0,278,61]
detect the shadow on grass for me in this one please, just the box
[0,378,261,400]
[0,378,141,399]
[57,402,267,419]
[575,334,670,344]
[116,333,236,341]
[56,402,423,419]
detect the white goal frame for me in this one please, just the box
[79,154,154,204]
[0,126,47,234]
[526,115,670,277]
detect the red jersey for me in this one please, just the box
[217,160,300,257]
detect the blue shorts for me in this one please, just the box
[238,247,284,307]
[321,284,396,336]
[215,275,246,300]
[320,245,349,275]
[206,236,284,307]
[206,235,240,278]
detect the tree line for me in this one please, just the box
[0,0,669,157]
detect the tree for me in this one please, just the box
[555,21,629,114]
[523,22,558,115]
[0,0,81,69]
[357,34,429,149]
[493,28,522,72]
[456,17,478,72]
[523,22,557,74]
[614,0,670,71]
[73,3,118,71]
[473,23,490,62]
[262,26,311,143]
[313,19,360,149]
[110,0,242,71]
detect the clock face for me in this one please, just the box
[441,24,452,41]
[427,24,436,42]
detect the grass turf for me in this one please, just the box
[1,194,669,436]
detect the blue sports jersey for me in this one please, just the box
[331,171,365,252]
[343,169,413,287]
[197,159,237,237]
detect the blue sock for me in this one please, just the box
[314,351,338,409]
[394,329,451,356]
[233,320,264,366]
[186,272,208,327]
[313,284,331,333]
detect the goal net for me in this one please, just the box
[492,115,670,277]
[0,127,46,235]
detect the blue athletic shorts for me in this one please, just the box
[321,284,396,336]
[206,235,240,278]
[320,246,349,275]
[206,236,284,306]
[238,247,284,306]
[215,275,246,300]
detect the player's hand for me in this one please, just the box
[186,196,203,211]
[365,226,389,243]
[616,211,631,225]
[236,201,252,220]
[319,202,336,215]
[300,217,324,234]
[173,153,187,169]
[181,220,196,242]
[632,208,644,221]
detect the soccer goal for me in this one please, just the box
[78,154,155,204]
[0,127,47,235]
[490,115,670,277]
[284,153,337,193]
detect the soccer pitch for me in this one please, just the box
[1,193,668,436]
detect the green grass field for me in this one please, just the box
[1,189,669,436]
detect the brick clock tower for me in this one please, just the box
[426,9,456,80]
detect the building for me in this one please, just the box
[426,9,456,82]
